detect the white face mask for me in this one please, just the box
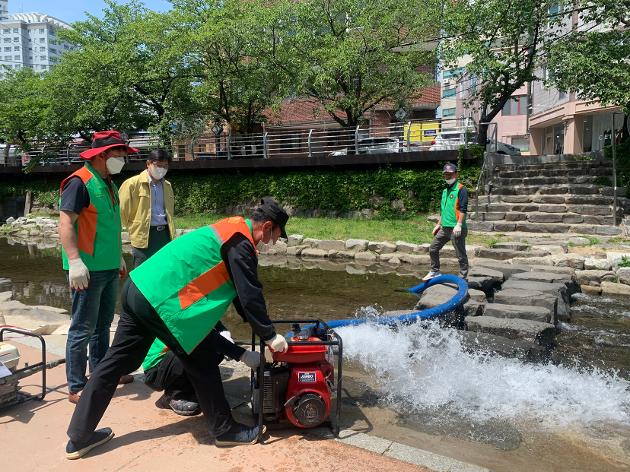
[106,156,125,175]
[149,166,168,180]
[445,178,456,185]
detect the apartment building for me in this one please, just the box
[0,2,72,76]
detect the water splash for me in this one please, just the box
[337,316,630,429]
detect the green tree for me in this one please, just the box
[441,0,563,145]
[48,0,197,144]
[547,0,630,139]
[0,68,50,159]
[274,0,438,127]
[170,0,286,133]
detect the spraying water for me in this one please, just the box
[337,308,630,430]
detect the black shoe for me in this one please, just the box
[155,394,201,416]
[215,423,266,446]
[66,428,114,460]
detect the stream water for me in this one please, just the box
[1,237,629,471]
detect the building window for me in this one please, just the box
[2,29,10,34]
[39,46,45,52]
[12,37,18,42]
[3,38,9,43]
[443,107,456,117]
[39,38,45,43]
[13,55,19,60]
[38,28,45,34]
[12,28,18,33]
[13,45,19,51]
[502,95,529,116]
[442,87,456,98]
[40,55,46,60]
[3,47,9,52]
[511,136,530,152]
[4,55,10,60]
[582,115,593,152]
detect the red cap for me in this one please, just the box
[79,130,139,160]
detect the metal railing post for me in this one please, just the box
[263,132,269,159]
[406,121,411,150]
[611,112,621,226]
[354,125,360,155]
[227,130,232,160]
[307,129,313,158]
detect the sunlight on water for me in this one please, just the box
[337,309,630,429]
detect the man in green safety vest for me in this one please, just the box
[59,130,138,404]
[65,197,290,459]
[423,162,469,281]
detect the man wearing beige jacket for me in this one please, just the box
[119,149,176,267]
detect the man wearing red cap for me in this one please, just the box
[59,130,138,404]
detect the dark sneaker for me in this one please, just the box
[215,423,266,446]
[65,427,114,460]
[155,394,201,416]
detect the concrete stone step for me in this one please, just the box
[468,220,623,235]
[493,175,603,186]
[486,194,619,206]
[464,315,557,346]
[469,211,618,225]
[492,184,617,197]
[482,302,553,324]
[474,247,550,260]
[497,168,612,179]
[493,159,611,172]
[471,202,619,216]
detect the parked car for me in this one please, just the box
[328,136,400,156]
[428,130,467,151]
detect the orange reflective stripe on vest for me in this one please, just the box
[60,166,98,256]
[177,216,255,311]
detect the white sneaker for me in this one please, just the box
[422,270,441,281]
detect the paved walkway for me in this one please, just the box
[1,342,436,472]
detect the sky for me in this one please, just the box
[7,1,172,23]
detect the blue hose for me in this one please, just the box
[288,274,468,336]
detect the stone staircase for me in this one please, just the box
[469,156,628,236]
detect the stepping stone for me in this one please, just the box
[474,260,530,280]
[458,330,547,362]
[467,266,504,294]
[483,302,552,324]
[510,271,573,285]
[501,279,570,320]
[493,289,558,323]
[414,284,485,310]
[465,316,556,346]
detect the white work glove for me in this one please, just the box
[239,350,261,369]
[219,330,234,344]
[453,223,462,238]
[432,224,441,236]
[68,257,90,291]
[119,256,127,279]
[265,333,288,353]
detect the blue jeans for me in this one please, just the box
[66,269,119,393]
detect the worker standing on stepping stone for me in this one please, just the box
[423,162,469,281]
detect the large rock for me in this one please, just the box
[584,257,612,270]
[473,260,529,280]
[483,302,552,324]
[607,252,630,267]
[511,256,554,266]
[345,239,369,251]
[0,291,12,303]
[316,239,346,251]
[501,279,570,320]
[395,241,418,253]
[414,285,485,310]
[493,289,558,323]
[467,266,504,294]
[0,299,69,335]
[510,271,573,285]
[458,331,547,362]
[398,254,430,265]
[548,254,585,269]
[300,248,328,258]
[465,316,556,346]
[574,269,616,286]
[600,281,630,297]
[287,234,304,247]
[367,241,396,253]
[617,267,630,285]
[354,251,378,262]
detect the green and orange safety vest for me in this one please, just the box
[440,181,467,228]
[133,216,254,368]
[59,162,122,271]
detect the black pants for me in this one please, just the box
[132,226,171,268]
[67,279,233,444]
[144,351,200,402]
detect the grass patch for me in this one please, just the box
[175,213,501,246]
[619,256,630,268]
[608,237,630,245]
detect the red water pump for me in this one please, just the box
[251,320,342,434]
